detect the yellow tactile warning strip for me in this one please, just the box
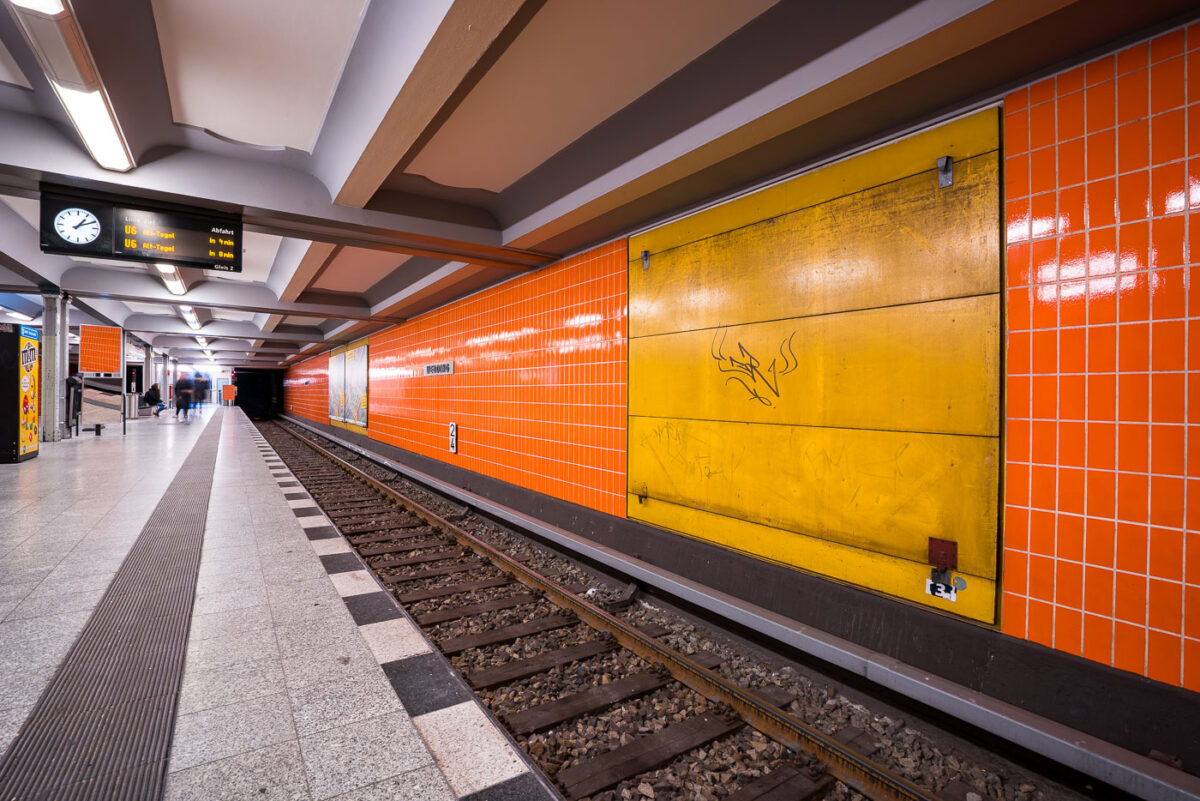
[0,410,224,799]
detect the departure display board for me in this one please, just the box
[40,191,242,273]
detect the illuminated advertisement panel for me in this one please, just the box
[344,343,367,428]
[18,325,38,457]
[328,350,345,422]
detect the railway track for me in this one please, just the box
[256,420,1072,801]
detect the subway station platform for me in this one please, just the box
[0,407,550,801]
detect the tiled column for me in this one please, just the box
[38,292,65,443]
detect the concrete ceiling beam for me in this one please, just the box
[501,0,1071,250]
[0,292,42,319]
[270,0,542,332]
[122,315,324,342]
[328,0,539,207]
[148,334,300,354]
[57,266,376,321]
[0,111,550,267]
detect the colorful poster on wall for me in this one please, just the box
[18,325,39,457]
[328,350,345,421]
[344,343,368,428]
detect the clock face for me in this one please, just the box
[54,207,101,245]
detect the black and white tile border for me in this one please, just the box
[252,429,558,801]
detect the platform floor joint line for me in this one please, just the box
[0,410,225,800]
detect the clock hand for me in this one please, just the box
[73,218,91,229]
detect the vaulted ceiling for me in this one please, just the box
[0,0,1193,368]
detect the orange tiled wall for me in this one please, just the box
[1003,22,1200,689]
[367,241,627,516]
[283,352,329,424]
[78,325,122,374]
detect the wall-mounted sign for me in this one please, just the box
[328,351,345,422]
[40,190,243,273]
[328,342,368,429]
[344,343,368,428]
[79,324,122,375]
[424,361,454,376]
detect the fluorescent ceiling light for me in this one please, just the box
[9,0,65,14]
[9,0,135,172]
[185,318,200,330]
[178,305,192,313]
[52,83,131,171]
[163,276,186,295]
[155,263,177,275]
[195,336,207,346]
[7,311,35,321]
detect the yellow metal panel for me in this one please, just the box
[627,416,998,578]
[628,493,997,623]
[629,108,999,260]
[629,152,999,339]
[626,109,1001,623]
[630,295,999,437]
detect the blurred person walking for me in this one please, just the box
[174,373,194,422]
[194,374,209,410]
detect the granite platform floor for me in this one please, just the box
[0,407,212,756]
[0,407,554,800]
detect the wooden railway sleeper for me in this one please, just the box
[380,559,487,583]
[351,535,448,552]
[325,504,398,518]
[343,522,434,539]
[394,575,513,604]
[554,685,796,800]
[725,764,835,801]
[502,655,723,736]
[415,592,539,626]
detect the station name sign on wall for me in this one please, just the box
[39,189,243,273]
[423,361,454,376]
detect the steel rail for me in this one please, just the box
[274,422,940,801]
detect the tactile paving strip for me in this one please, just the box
[0,410,225,800]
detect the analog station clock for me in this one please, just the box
[53,207,101,245]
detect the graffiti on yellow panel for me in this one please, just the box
[631,296,999,438]
[710,329,798,407]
